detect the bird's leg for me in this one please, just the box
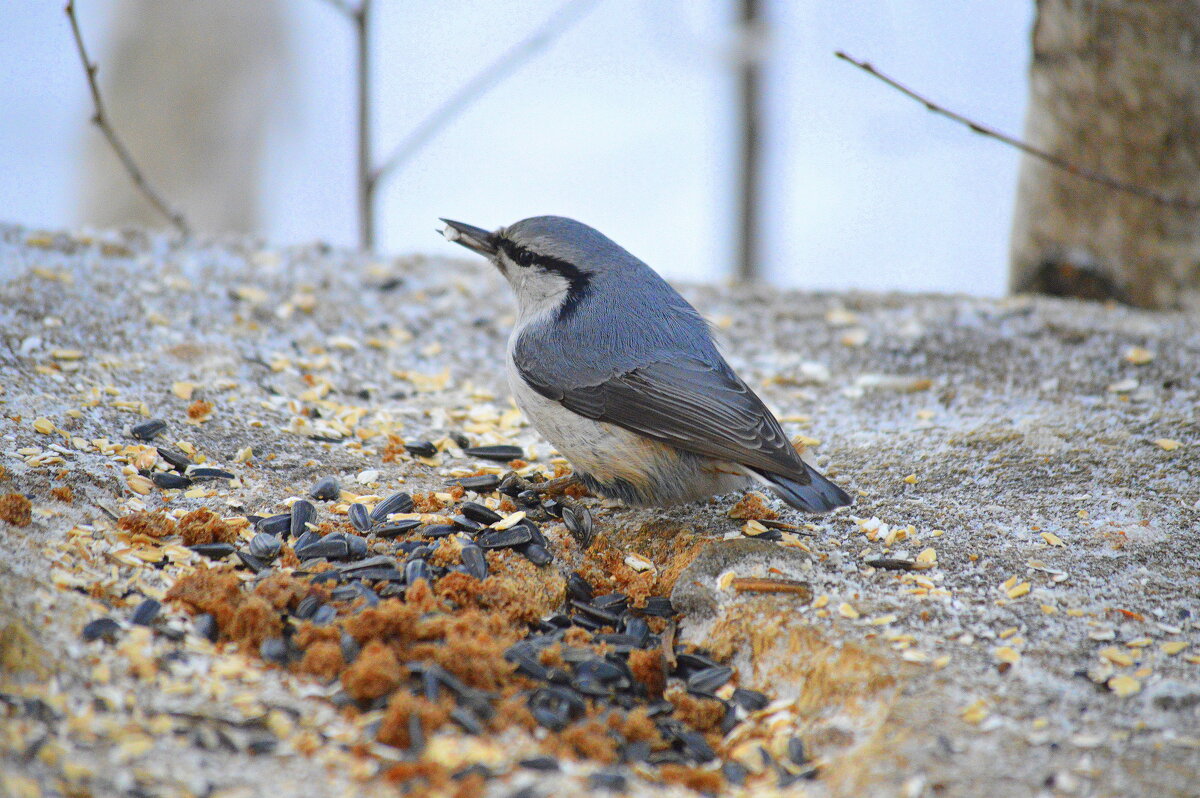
[498,471,593,548]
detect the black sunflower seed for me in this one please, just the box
[294,595,322,620]
[675,651,722,675]
[687,665,733,695]
[519,756,560,772]
[312,604,337,625]
[194,613,218,642]
[188,467,236,481]
[290,500,316,538]
[347,503,371,532]
[449,431,470,448]
[347,535,367,558]
[417,524,457,538]
[569,600,621,628]
[449,706,483,735]
[260,638,290,665]
[461,545,488,580]
[130,598,161,627]
[561,503,593,548]
[405,441,438,458]
[248,532,282,561]
[340,632,359,663]
[255,513,291,537]
[677,729,716,763]
[519,543,553,566]
[498,474,524,498]
[188,542,235,559]
[82,617,121,643]
[450,474,501,493]
[732,687,770,713]
[405,559,431,584]
[151,471,191,489]
[593,593,628,613]
[374,519,421,539]
[236,551,267,573]
[722,761,749,787]
[639,596,676,617]
[588,771,627,792]
[131,418,167,441]
[566,572,594,602]
[788,736,807,765]
[156,447,192,472]
[459,501,502,525]
[516,489,541,507]
[477,526,534,550]
[309,476,340,501]
[370,492,414,524]
[465,444,524,462]
[293,529,319,551]
[620,616,650,647]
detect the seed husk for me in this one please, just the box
[370,491,414,524]
[567,572,594,603]
[687,665,733,694]
[561,503,593,548]
[731,687,769,713]
[465,444,524,462]
[417,524,457,538]
[236,551,267,573]
[309,476,340,501]
[131,418,167,441]
[460,545,488,579]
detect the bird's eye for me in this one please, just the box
[515,248,537,267]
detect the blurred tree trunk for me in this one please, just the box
[77,1,290,234]
[1009,0,1200,310]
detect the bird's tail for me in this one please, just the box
[751,463,852,513]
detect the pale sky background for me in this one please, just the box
[0,2,1034,294]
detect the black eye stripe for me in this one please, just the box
[496,238,593,320]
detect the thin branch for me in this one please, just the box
[64,1,190,235]
[372,0,603,187]
[834,50,1200,211]
[355,0,374,250]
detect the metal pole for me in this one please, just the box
[734,0,763,281]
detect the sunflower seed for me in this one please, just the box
[248,532,282,561]
[450,475,501,493]
[131,418,167,441]
[188,466,236,481]
[676,729,716,763]
[194,613,218,642]
[294,595,322,620]
[593,593,628,613]
[569,600,621,627]
[450,515,482,532]
[465,444,524,462]
[236,551,267,573]
[374,519,421,539]
[588,771,627,792]
[130,598,161,627]
[255,513,291,537]
[640,596,676,617]
[722,761,749,787]
[288,499,316,538]
[520,543,553,566]
[566,572,594,602]
[260,638,290,665]
[82,617,121,643]
[687,665,733,695]
[449,706,483,735]
[309,476,340,501]
[293,529,319,550]
[732,687,769,713]
[188,542,236,559]
[312,604,337,625]
[461,545,488,579]
[561,503,593,548]
[519,756,560,772]
[788,736,807,765]
[405,441,438,458]
[156,447,192,472]
[516,490,541,507]
[370,492,414,523]
[151,471,191,490]
[347,502,371,532]
[405,559,431,584]
[477,526,534,550]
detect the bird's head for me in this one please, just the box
[441,215,629,321]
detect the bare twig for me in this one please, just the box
[64,1,191,235]
[372,0,603,187]
[835,50,1200,211]
[354,0,374,249]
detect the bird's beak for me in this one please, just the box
[439,218,497,257]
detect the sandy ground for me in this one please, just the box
[1,222,1198,798]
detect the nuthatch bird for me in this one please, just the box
[440,216,851,513]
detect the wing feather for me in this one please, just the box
[516,352,808,480]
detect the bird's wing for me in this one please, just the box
[515,351,807,478]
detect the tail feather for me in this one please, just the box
[753,462,851,513]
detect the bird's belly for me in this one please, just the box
[507,366,749,505]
